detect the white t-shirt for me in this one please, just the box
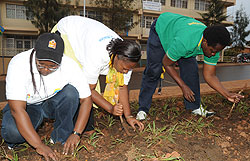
[6,49,91,104]
[57,15,132,85]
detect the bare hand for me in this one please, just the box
[126,117,144,132]
[36,144,58,161]
[111,103,123,116]
[181,85,195,102]
[227,92,244,103]
[63,134,80,155]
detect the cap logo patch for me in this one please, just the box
[48,39,56,49]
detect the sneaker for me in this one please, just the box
[7,143,15,150]
[49,138,55,144]
[8,146,13,150]
[192,105,215,117]
[136,111,147,120]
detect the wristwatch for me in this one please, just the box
[72,131,81,137]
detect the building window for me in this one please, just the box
[171,0,188,9]
[4,35,36,56]
[80,10,103,22]
[143,0,165,5]
[6,38,14,49]
[141,16,157,28]
[161,0,166,5]
[195,0,209,11]
[6,4,29,19]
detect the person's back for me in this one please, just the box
[56,15,123,84]
[57,16,120,65]
[156,12,206,59]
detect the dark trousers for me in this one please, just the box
[1,84,79,146]
[138,20,201,113]
[1,84,94,147]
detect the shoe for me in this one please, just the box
[7,143,15,150]
[8,146,13,150]
[192,104,215,117]
[49,138,55,144]
[136,111,147,120]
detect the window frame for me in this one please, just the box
[194,0,209,11]
[141,16,157,29]
[80,10,103,23]
[170,0,188,9]
[6,4,28,19]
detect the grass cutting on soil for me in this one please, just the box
[0,89,249,161]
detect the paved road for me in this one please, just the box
[1,64,250,102]
[128,64,250,90]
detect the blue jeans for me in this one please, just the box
[138,19,201,113]
[1,84,79,147]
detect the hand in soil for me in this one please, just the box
[36,144,58,161]
[181,84,195,102]
[112,103,123,116]
[126,117,144,132]
[227,92,244,103]
[63,134,80,155]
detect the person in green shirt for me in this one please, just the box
[137,12,244,120]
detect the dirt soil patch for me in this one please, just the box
[0,89,249,161]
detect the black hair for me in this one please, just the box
[203,25,231,47]
[106,38,141,66]
[30,49,37,94]
[30,49,47,96]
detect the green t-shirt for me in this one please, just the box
[155,12,219,65]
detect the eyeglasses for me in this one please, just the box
[36,61,60,72]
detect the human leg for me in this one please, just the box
[138,19,165,115]
[177,57,215,116]
[1,104,44,146]
[42,84,79,144]
[177,57,201,110]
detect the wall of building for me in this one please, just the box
[0,0,236,74]
[1,0,38,35]
[0,57,11,75]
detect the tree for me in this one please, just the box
[230,7,250,51]
[91,0,138,33]
[24,0,78,33]
[199,0,228,26]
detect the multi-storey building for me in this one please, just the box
[0,0,235,75]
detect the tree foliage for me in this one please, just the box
[91,0,138,33]
[230,7,250,50]
[199,0,228,26]
[24,0,78,33]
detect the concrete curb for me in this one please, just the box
[132,62,250,72]
[1,79,249,111]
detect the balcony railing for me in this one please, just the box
[0,48,29,57]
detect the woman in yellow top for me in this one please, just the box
[52,15,144,132]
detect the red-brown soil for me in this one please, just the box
[0,89,249,161]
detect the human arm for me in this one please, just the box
[119,85,144,131]
[89,83,123,116]
[63,96,92,155]
[8,100,58,161]
[203,63,244,103]
[162,55,195,102]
